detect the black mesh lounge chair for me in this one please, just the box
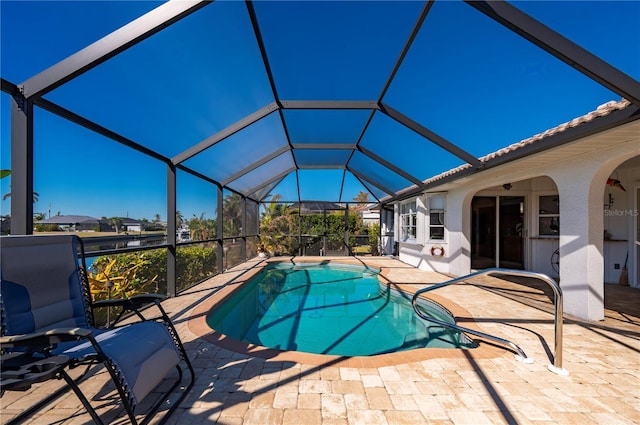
[0,234,194,424]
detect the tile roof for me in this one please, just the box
[422,99,632,186]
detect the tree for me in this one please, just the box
[260,212,297,255]
[353,191,370,203]
[368,222,380,255]
[262,194,284,220]
[33,212,59,232]
[110,217,123,234]
[176,211,185,228]
[2,170,40,202]
[2,187,40,203]
[188,213,216,241]
[222,192,243,237]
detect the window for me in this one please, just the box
[400,200,417,241]
[539,195,559,236]
[428,195,445,240]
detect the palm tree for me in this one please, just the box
[262,194,283,220]
[110,217,123,234]
[176,211,185,228]
[223,193,243,237]
[2,187,40,203]
[188,213,216,241]
[2,171,40,202]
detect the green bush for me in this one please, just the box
[34,223,60,232]
[89,245,217,299]
[368,223,380,256]
[260,208,366,255]
[87,245,216,327]
[177,244,217,290]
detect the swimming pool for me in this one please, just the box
[206,262,473,356]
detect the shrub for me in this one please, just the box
[177,244,217,290]
[88,251,162,326]
[368,223,380,256]
[88,245,216,325]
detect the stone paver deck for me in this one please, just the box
[2,256,639,424]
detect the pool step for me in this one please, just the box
[401,329,430,348]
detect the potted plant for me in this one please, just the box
[257,242,268,258]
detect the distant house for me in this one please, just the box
[35,215,101,231]
[355,204,380,226]
[118,217,145,232]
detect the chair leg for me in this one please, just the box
[60,370,105,425]
[3,364,95,425]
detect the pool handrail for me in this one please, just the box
[411,268,568,375]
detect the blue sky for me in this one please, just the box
[1,0,639,221]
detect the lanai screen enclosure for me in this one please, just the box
[2,1,639,295]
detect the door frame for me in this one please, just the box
[471,194,528,270]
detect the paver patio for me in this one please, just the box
[2,257,638,425]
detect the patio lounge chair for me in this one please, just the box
[0,234,194,424]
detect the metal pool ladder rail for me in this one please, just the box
[411,268,569,375]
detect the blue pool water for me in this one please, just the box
[206,263,471,356]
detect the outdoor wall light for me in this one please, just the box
[503,183,512,190]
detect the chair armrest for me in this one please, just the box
[93,294,167,310]
[0,328,93,350]
[93,294,171,327]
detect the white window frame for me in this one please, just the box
[399,199,417,242]
[538,194,560,237]
[427,194,446,241]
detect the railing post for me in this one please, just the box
[216,186,224,273]
[10,94,34,235]
[549,275,565,374]
[412,268,568,375]
[166,163,177,297]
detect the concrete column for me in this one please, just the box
[549,160,606,321]
[446,190,474,277]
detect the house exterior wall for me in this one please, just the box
[393,137,638,321]
[360,211,380,226]
[603,164,638,285]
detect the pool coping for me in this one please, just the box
[188,258,507,367]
